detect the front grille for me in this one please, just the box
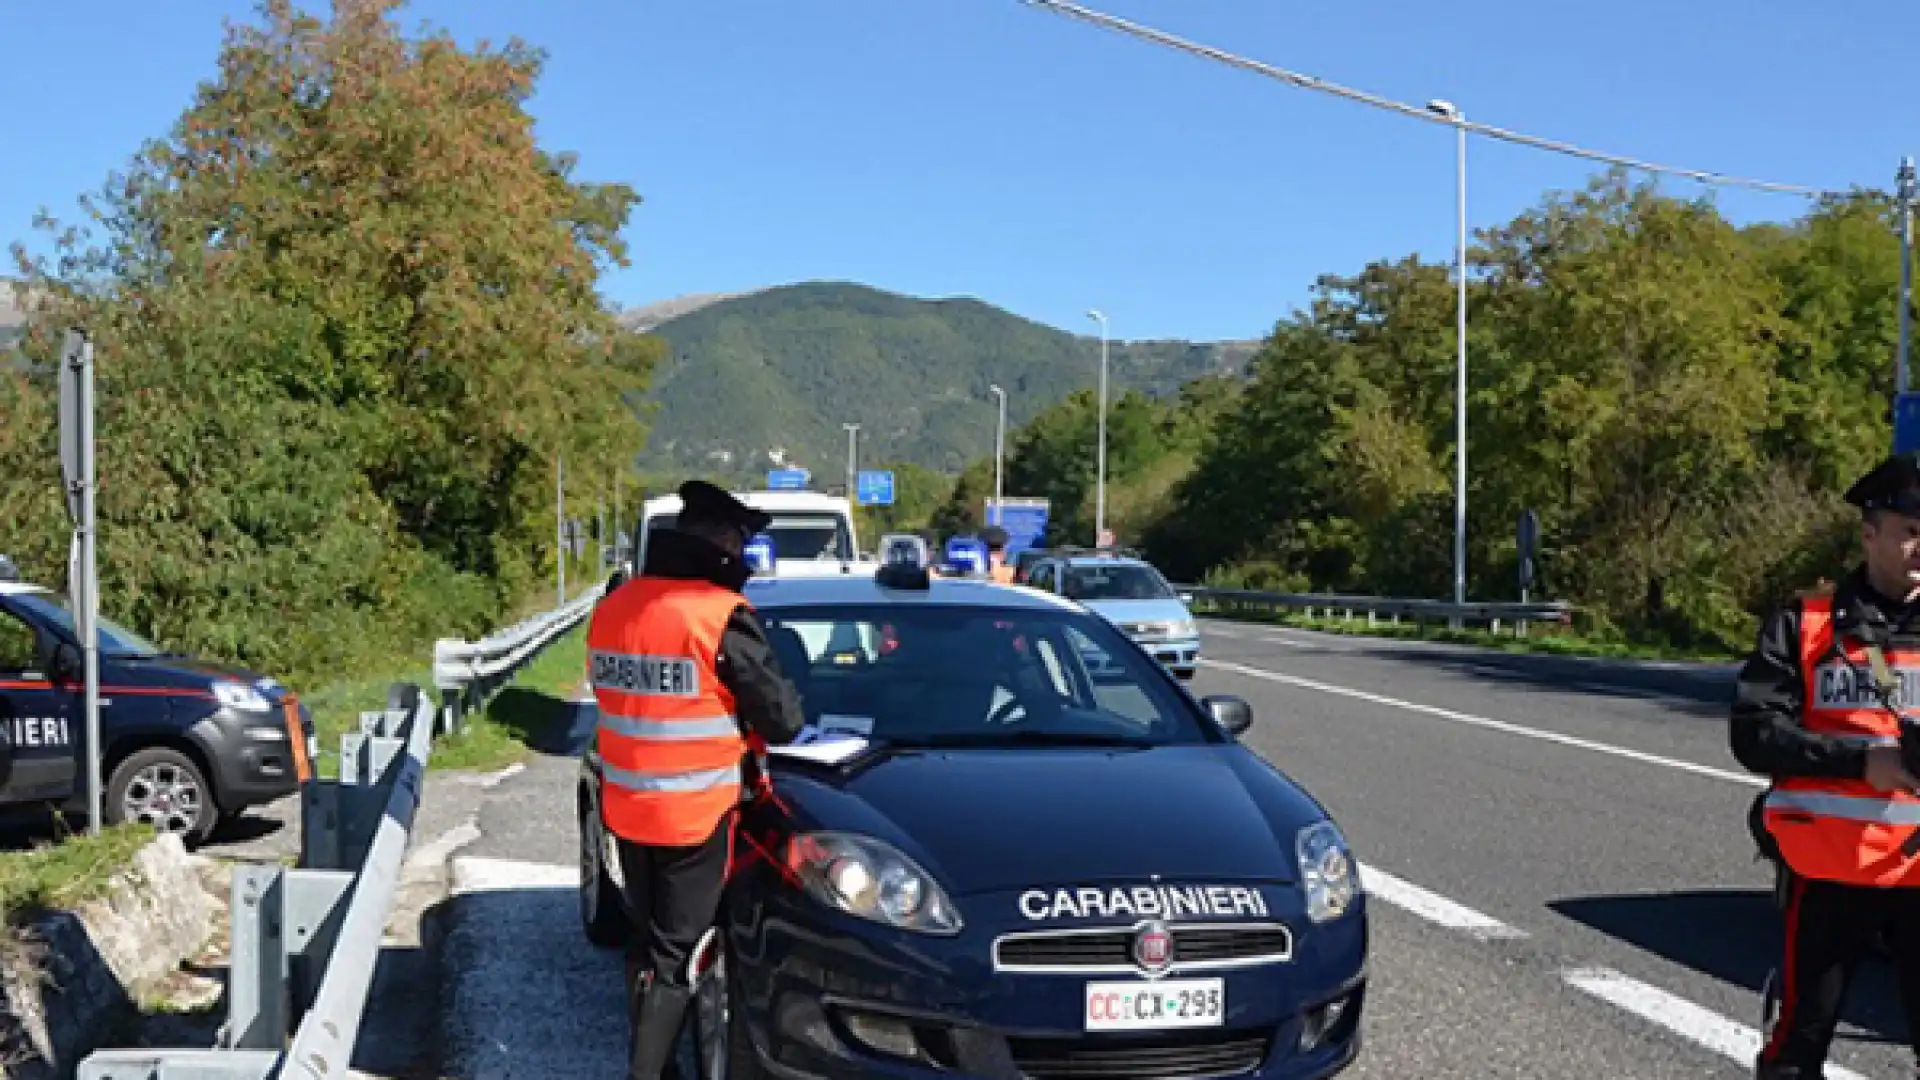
[994,922,1293,973]
[1009,1028,1272,1079]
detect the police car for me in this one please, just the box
[0,558,315,844]
[576,546,1367,1079]
[1025,548,1203,680]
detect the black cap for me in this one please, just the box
[980,525,1009,549]
[1844,453,1920,516]
[677,480,772,534]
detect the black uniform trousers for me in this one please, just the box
[613,808,735,988]
[1762,872,1920,1070]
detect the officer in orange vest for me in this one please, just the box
[1735,451,1920,1079]
[587,480,807,1080]
[982,525,1016,583]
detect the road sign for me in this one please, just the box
[1517,508,1539,595]
[856,470,895,506]
[1897,394,1920,455]
[745,534,775,574]
[768,468,810,491]
[986,497,1049,555]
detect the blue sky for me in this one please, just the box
[5,1,1910,342]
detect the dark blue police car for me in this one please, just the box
[0,566,315,844]
[578,554,1367,1079]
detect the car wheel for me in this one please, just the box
[579,791,631,948]
[106,746,216,846]
[719,950,765,1080]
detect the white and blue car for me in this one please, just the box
[1024,550,1202,680]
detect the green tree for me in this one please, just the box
[3,0,659,684]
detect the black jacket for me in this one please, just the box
[1730,566,1920,781]
[619,529,807,747]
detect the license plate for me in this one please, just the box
[1085,978,1224,1031]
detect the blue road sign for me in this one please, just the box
[945,537,987,575]
[767,468,810,491]
[987,498,1050,555]
[857,470,895,506]
[744,534,775,573]
[1897,394,1920,455]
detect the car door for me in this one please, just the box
[0,604,78,804]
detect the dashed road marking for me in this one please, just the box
[1199,657,1764,788]
[1561,967,1868,1080]
[1359,864,1526,940]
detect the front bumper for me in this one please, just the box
[1131,635,1201,674]
[726,888,1366,1079]
[196,699,314,807]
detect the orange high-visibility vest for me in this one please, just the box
[1763,594,1920,886]
[587,577,747,846]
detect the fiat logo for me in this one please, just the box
[1133,921,1174,974]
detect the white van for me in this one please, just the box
[627,489,876,580]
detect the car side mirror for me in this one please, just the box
[51,643,80,681]
[1201,695,1253,736]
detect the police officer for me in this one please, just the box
[1734,451,1920,1078]
[586,480,807,1080]
[982,525,1016,583]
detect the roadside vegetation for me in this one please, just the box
[930,173,1902,660]
[0,822,156,921]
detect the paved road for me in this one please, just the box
[433,621,1916,1079]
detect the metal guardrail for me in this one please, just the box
[1178,585,1572,633]
[77,587,605,1080]
[433,581,606,733]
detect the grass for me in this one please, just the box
[0,822,158,920]
[301,621,591,777]
[1192,601,1744,664]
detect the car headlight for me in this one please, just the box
[1297,820,1359,923]
[786,831,963,935]
[1169,619,1197,638]
[212,680,273,712]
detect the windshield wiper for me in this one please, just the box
[887,731,1154,749]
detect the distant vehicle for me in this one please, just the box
[1011,547,1050,584]
[0,564,316,845]
[577,550,1367,1079]
[626,490,876,581]
[1025,548,1202,680]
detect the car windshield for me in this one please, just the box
[1062,564,1175,602]
[758,604,1209,747]
[8,591,167,658]
[643,512,851,562]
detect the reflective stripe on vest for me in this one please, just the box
[586,576,748,846]
[1762,594,1920,886]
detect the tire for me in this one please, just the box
[719,950,766,1080]
[105,745,217,846]
[579,789,632,948]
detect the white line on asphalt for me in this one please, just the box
[1561,967,1869,1080]
[1200,657,1765,788]
[480,762,526,788]
[1359,863,1528,940]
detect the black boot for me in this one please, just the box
[629,973,694,1080]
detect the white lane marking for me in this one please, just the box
[1202,624,1246,638]
[405,819,481,872]
[481,762,526,787]
[1562,967,1869,1080]
[1260,634,1329,651]
[1359,863,1527,940]
[445,856,625,1079]
[1200,657,1765,788]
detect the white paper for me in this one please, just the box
[766,722,870,764]
[818,714,875,738]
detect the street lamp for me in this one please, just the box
[1899,156,1915,396]
[1428,97,1468,622]
[843,422,859,502]
[988,384,1008,526]
[1085,309,1109,545]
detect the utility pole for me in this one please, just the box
[1086,310,1109,545]
[843,423,860,502]
[1429,97,1470,628]
[1900,156,1915,395]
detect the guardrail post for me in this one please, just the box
[224,864,288,1049]
[301,772,341,871]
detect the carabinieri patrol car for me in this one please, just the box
[0,558,314,844]
[577,546,1368,1079]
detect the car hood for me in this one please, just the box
[763,560,878,579]
[108,654,285,696]
[1077,598,1193,625]
[771,744,1329,896]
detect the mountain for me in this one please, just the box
[631,281,1259,479]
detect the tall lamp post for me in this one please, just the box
[988,384,1008,526]
[1085,309,1109,545]
[1899,156,1915,396]
[1428,98,1469,624]
[843,423,860,502]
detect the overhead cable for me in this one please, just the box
[1019,0,1852,199]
